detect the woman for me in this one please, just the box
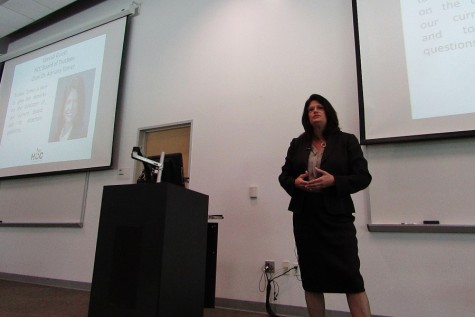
[49,76,87,142]
[278,94,372,317]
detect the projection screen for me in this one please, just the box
[0,17,127,179]
[353,0,475,144]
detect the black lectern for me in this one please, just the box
[88,183,209,317]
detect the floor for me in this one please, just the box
[0,279,267,317]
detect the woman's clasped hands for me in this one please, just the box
[295,168,335,192]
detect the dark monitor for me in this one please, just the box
[137,153,185,186]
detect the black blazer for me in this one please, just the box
[278,131,371,215]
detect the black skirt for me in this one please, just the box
[293,192,365,293]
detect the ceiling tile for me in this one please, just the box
[0,6,34,30]
[0,0,78,41]
[0,21,16,39]
[3,0,53,20]
[34,0,78,11]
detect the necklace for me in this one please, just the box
[313,139,326,148]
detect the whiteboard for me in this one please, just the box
[0,173,88,226]
[366,138,475,225]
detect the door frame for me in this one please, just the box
[135,120,192,185]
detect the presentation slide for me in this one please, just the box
[0,17,127,179]
[400,0,475,119]
[1,36,104,167]
[354,0,475,142]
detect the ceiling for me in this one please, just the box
[0,0,78,40]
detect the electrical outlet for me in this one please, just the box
[264,260,275,273]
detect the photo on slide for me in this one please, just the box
[48,69,95,143]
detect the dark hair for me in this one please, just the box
[301,94,340,139]
[61,76,85,125]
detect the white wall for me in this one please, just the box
[1,1,475,316]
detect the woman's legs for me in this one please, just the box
[346,291,371,317]
[305,291,325,317]
[305,291,370,317]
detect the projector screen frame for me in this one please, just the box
[352,0,475,145]
[0,15,131,180]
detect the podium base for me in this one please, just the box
[88,183,209,317]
